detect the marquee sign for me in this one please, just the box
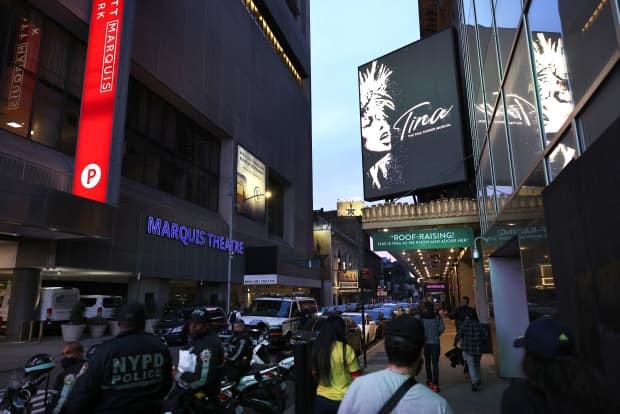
[72,0,127,203]
[373,228,473,250]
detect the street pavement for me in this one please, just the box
[1,319,509,413]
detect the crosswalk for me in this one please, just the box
[0,388,55,413]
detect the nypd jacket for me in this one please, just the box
[175,330,224,393]
[228,330,252,367]
[64,330,173,414]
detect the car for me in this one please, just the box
[80,295,123,319]
[365,309,389,338]
[304,314,363,355]
[153,306,227,345]
[240,296,318,347]
[342,312,377,344]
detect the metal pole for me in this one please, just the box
[360,287,367,368]
[226,177,233,316]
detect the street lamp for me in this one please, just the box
[472,236,484,261]
[226,187,271,315]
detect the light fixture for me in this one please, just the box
[472,236,484,261]
[6,121,22,128]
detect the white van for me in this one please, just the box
[0,281,11,332]
[80,295,123,319]
[37,287,80,323]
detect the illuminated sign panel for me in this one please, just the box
[72,0,126,203]
[373,228,473,250]
[236,146,267,221]
[358,29,468,201]
[338,270,359,289]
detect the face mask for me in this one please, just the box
[60,357,78,369]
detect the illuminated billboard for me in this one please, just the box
[358,28,467,201]
[72,0,127,203]
[236,145,267,221]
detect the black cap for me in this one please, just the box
[117,302,146,326]
[385,315,425,344]
[513,318,576,358]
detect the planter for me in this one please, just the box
[108,320,121,336]
[89,324,107,338]
[61,324,86,342]
[145,318,159,333]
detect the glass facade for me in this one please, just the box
[456,0,620,321]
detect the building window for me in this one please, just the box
[0,6,83,155]
[122,78,221,211]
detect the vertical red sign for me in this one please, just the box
[72,0,125,202]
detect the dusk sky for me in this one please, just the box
[310,1,420,211]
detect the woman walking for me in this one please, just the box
[312,315,362,414]
[419,301,445,392]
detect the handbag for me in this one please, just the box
[444,346,465,367]
[377,376,417,414]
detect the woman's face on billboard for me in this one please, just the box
[362,113,391,152]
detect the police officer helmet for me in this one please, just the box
[24,354,55,376]
[190,307,212,324]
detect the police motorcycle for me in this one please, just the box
[218,356,294,414]
[0,354,55,414]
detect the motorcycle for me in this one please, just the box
[218,356,294,414]
[0,354,55,414]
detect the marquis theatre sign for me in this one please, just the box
[358,28,468,201]
[373,228,473,250]
[72,0,128,203]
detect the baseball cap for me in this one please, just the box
[513,318,576,358]
[385,315,425,344]
[190,307,211,323]
[117,302,146,325]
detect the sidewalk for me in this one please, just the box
[362,320,508,414]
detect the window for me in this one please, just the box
[547,126,578,182]
[123,78,221,211]
[493,0,522,75]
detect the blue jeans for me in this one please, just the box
[424,343,440,385]
[463,351,481,384]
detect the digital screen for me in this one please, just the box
[358,29,468,201]
[236,145,267,221]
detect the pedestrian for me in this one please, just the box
[228,304,242,328]
[164,307,225,412]
[338,315,453,414]
[455,313,487,391]
[500,318,618,414]
[418,302,445,392]
[224,319,252,381]
[46,342,85,414]
[311,315,362,414]
[452,296,478,333]
[65,302,173,413]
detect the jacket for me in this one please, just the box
[418,309,445,345]
[176,330,224,393]
[47,358,85,414]
[228,329,252,369]
[453,305,478,332]
[65,330,173,414]
[457,319,487,355]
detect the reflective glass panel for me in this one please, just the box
[480,141,496,221]
[489,95,513,202]
[503,28,543,187]
[528,0,575,143]
[475,0,501,108]
[547,126,578,181]
[494,0,522,75]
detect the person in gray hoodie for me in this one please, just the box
[418,302,445,392]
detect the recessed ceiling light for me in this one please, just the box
[6,121,22,128]
[383,228,389,232]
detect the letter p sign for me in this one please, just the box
[80,163,102,189]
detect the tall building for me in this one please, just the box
[0,0,316,338]
[446,0,620,387]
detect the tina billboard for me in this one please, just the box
[358,28,468,201]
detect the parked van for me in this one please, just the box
[37,287,80,323]
[80,295,123,319]
[0,281,11,332]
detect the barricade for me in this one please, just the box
[17,320,44,342]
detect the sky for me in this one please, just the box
[310,1,420,211]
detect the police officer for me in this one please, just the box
[47,341,85,414]
[165,307,225,412]
[65,302,173,414]
[224,319,252,381]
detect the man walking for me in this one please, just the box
[456,314,488,391]
[338,315,453,414]
[419,302,445,392]
[65,302,173,413]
